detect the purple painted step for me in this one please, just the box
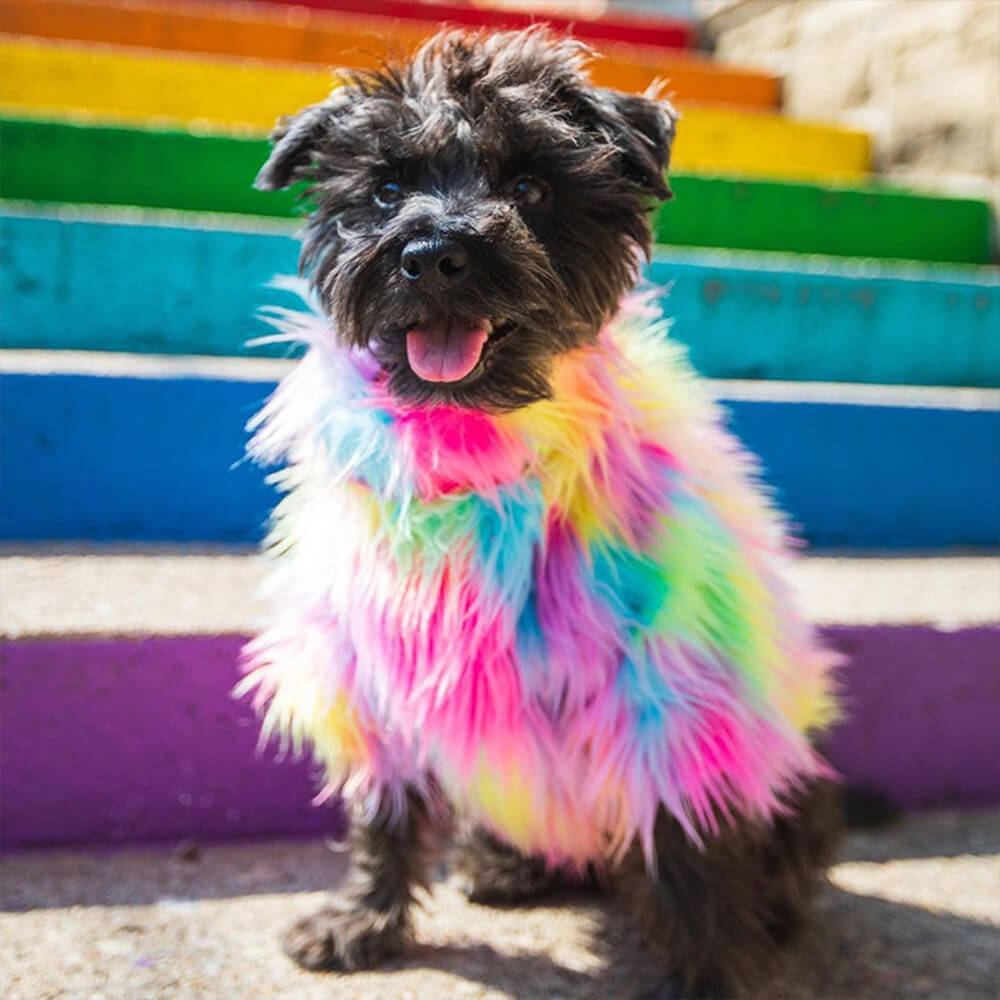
[822,625,1000,810]
[0,636,342,849]
[2,626,998,850]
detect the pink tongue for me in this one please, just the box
[406,318,489,383]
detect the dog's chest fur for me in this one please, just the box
[243,296,837,866]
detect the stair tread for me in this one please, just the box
[3,547,996,638]
[1,811,997,1000]
[4,347,1000,410]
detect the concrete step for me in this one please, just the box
[3,117,992,264]
[4,550,998,638]
[0,0,776,109]
[2,349,998,548]
[3,208,997,386]
[1,810,998,1000]
[1,548,997,849]
[0,35,870,182]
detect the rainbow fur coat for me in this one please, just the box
[241,290,838,868]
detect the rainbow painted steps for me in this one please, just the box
[3,350,998,548]
[3,549,997,847]
[0,0,773,109]
[4,210,997,387]
[0,36,869,183]
[2,117,991,265]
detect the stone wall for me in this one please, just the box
[696,0,1000,204]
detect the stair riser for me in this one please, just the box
[4,214,997,386]
[3,626,997,849]
[2,370,998,548]
[0,636,338,849]
[203,0,696,49]
[2,118,989,264]
[659,176,994,265]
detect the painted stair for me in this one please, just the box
[3,348,998,548]
[218,0,697,49]
[2,117,992,265]
[3,548,997,848]
[4,210,997,386]
[0,0,769,108]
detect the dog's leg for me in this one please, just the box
[283,784,449,971]
[617,779,841,998]
[456,826,574,904]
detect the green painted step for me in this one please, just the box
[656,177,994,265]
[0,116,294,218]
[2,116,994,265]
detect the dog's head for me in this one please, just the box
[257,27,676,410]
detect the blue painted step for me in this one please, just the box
[2,361,997,548]
[2,209,999,387]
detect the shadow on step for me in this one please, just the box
[384,886,999,1000]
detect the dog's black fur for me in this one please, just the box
[258,27,841,998]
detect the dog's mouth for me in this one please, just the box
[403,314,515,384]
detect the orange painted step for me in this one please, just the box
[0,0,781,110]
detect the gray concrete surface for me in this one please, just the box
[2,810,998,1000]
[3,549,998,637]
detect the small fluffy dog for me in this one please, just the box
[243,27,840,998]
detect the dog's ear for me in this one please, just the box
[255,101,334,192]
[591,89,678,201]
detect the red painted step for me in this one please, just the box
[224,0,695,50]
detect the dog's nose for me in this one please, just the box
[400,238,469,287]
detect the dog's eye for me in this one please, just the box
[374,181,404,208]
[510,175,550,207]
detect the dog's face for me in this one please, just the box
[256,28,676,410]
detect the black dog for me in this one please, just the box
[251,27,840,998]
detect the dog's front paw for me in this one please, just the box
[282,904,406,972]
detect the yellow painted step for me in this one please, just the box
[0,0,781,110]
[0,36,871,182]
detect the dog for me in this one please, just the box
[242,27,841,998]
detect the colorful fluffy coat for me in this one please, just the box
[241,288,838,869]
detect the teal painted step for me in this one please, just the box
[647,252,1000,387]
[1,116,994,265]
[2,208,999,387]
